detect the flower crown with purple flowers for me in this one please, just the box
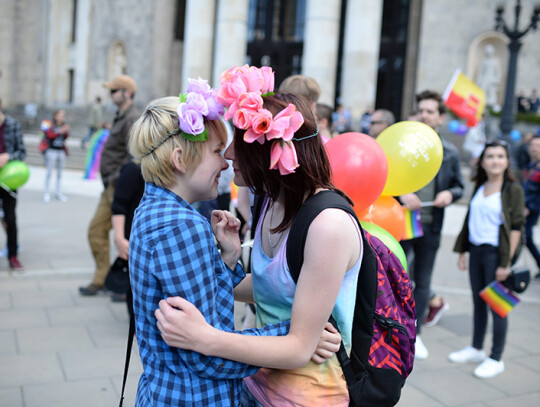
[142,77,224,157]
[216,65,317,175]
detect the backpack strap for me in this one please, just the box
[286,190,375,403]
[286,190,358,281]
[119,313,135,407]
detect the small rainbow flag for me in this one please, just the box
[84,129,110,180]
[402,208,423,240]
[480,280,520,318]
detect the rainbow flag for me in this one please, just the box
[480,280,520,318]
[84,129,110,180]
[443,69,485,127]
[402,208,423,240]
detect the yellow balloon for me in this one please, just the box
[377,121,443,196]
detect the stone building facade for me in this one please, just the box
[0,0,539,126]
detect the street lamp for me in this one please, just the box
[494,0,540,138]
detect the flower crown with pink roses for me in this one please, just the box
[142,77,225,157]
[216,65,318,175]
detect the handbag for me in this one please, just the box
[503,266,530,293]
[105,257,130,294]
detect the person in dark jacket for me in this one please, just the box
[523,135,540,279]
[0,99,26,271]
[110,160,145,314]
[399,90,464,360]
[79,75,140,296]
[451,140,524,378]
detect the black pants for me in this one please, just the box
[0,188,18,257]
[469,244,507,361]
[400,225,441,334]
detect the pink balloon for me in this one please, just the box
[325,132,388,212]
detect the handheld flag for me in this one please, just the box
[479,280,520,318]
[443,69,485,127]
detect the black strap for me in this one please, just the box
[286,191,361,392]
[287,190,358,281]
[119,313,135,407]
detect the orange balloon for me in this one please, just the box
[356,196,405,241]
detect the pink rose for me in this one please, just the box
[244,66,264,92]
[244,109,273,144]
[232,108,253,131]
[238,92,263,111]
[260,67,275,93]
[266,104,304,141]
[216,77,247,108]
[269,140,299,175]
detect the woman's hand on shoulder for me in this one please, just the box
[155,296,214,353]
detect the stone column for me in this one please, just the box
[340,0,383,125]
[302,0,342,106]
[212,0,250,87]
[182,0,217,90]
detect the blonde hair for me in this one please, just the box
[129,96,227,188]
[278,75,321,104]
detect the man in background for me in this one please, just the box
[368,108,395,138]
[79,75,140,295]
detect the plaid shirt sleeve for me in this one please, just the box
[153,218,289,379]
[4,116,26,161]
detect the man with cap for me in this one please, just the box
[80,75,140,296]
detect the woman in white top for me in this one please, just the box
[452,140,524,378]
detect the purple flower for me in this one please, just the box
[177,103,205,135]
[185,92,209,116]
[205,91,225,120]
[187,77,212,95]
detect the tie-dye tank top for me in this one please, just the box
[244,198,362,406]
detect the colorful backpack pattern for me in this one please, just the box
[286,190,416,407]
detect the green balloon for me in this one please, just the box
[0,161,30,191]
[360,221,407,271]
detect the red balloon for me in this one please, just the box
[325,132,388,212]
[356,196,405,241]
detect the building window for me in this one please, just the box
[68,69,75,103]
[71,0,78,43]
[247,0,305,85]
[375,0,410,119]
[174,0,186,41]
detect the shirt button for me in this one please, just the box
[219,363,224,369]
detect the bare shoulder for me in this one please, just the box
[307,208,358,243]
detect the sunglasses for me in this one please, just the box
[485,140,508,148]
[110,89,122,95]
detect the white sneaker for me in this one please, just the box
[448,346,486,363]
[473,357,504,378]
[55,193,68,202]
[415,336,429,360]
[43,193,51,203]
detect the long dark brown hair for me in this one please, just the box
[234,92,348,232]
[473,140,516,190]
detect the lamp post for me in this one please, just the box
[495,0,540,138]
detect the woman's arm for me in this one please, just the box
[233,274,254,303]
[156,208,359,369]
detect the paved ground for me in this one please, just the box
[1,161,539,406]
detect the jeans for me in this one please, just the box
[240,382,264,407]
[525,209,540,269]
[400,226,441,334]
[0,188,18,257]
[469,244,507,361]
[44,149,66,195]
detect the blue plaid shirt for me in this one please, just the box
[130,183,290,406]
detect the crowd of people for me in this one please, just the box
[2,64,539,405]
